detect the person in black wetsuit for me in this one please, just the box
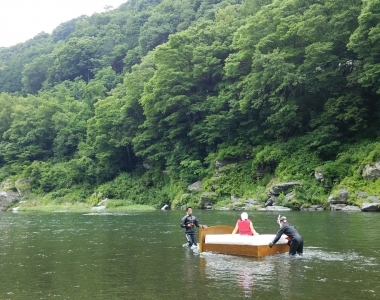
[180,207,207,248]
[269,216,303,255]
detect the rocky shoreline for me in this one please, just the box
[1,159,380,212]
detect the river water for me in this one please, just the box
[0,210,378,299]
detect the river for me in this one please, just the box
[0,210,378,299]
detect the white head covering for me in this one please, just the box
[241,212,248,220]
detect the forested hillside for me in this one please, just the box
[0,0,379,210]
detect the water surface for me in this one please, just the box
[0,210,378,299]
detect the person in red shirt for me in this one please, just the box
[232,212,259,236]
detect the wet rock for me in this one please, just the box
[361,202,380,212]
[342,205,361,212]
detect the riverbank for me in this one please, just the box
[11,202,156,213]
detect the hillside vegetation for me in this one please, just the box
[0,0,379,210]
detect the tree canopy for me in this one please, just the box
[0,0,380,208]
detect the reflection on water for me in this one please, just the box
[199,245,379,299]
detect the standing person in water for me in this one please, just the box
[232,212,259,236]
[180,207,207,248]
[269,216,303,255]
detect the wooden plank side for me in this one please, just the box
[202,243,288,257]
[203,243,259,257]
[257,244,289,257]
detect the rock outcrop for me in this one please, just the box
[362,161,380,180]
[328,189,349,204]
[361,202,380,212]
[188,181,202,192]
[0,191,20,211]
[265,182,302,206]
[201,192,217,209]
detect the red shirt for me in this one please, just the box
[238,219,253,235]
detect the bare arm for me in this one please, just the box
[232,221,239,234]
[250,221,259,236]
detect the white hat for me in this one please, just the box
[241,212,248,220]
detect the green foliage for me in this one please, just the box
[51,16,87,42]
[293,182,328,205]
[319,161,351,187]
[179,159,207,182]
[93,170,173,208]
[172,192,199,209]
[22,54,55,94]
[0,0,380,211]
[0,95,60,164]
[105,204,156,211]
[138,0,196,55]
[0,33,54,93]
[106,199,133,209]
[203,161,261,198]
[348,0,380,94]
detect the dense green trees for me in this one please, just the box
[0,33,54,93]
[0,0,380,207]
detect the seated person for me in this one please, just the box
[232,212,259,236]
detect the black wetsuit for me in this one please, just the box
[271,223,303,255]
[180,214,201,247]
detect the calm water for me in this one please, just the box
[0,210,379,299]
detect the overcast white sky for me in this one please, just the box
[0,0,128,47]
